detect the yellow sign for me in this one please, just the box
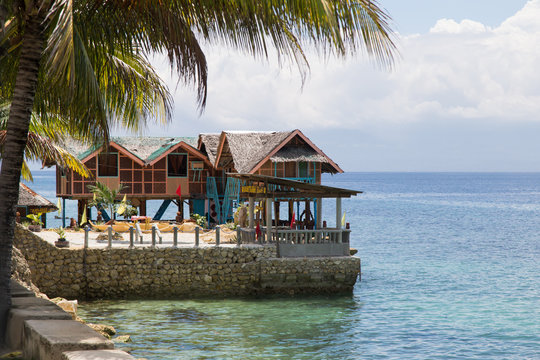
[241,186,266,194]
[30,208,52,214]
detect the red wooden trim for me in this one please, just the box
[147,141,213,168]
[249,129,343,174]
[213,131,227,169]
[80,141,145,167]
[111,142,146,166]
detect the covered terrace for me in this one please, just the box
[228,174,362,257]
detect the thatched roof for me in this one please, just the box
[116,137,198,163]
[198,133,221,165]
[18,183,57,211]
[209,130,342,174]
[222,131,293,173]
[270,146,329,163]
[61,137,198,164]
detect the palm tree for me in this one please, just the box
[0,0,396,341]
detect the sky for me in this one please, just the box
[115,0,539,172]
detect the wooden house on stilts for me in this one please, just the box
[56,129,349,229]
[198,129,344,226]
[56,137,214,225]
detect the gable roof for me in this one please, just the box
[198,133,221,166]
[63,137,200,165]
[18,183,57,211]
[213,131,293,173]
[211,130,343,174]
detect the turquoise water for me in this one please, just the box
[29,172,540,359]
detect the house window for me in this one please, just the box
[98,152,118,177]
[168,153,188,177]
[298,162,308,178]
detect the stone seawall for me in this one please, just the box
[14,226,360,299]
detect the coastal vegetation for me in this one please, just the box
[87,182,127,222]
[0,0,396,343]
[0,102,90,181]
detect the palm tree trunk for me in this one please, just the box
[0,15,45,343]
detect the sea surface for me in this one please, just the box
[26,171,540,359]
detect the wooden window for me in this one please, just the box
[298,162,308,178]
[154,171,166,182]
[155,158,166,169]
[144,183,152,194]
[98,152,118,177]
[167,153,188,177]
[285,162,296,177]
[144,170,152,182]
[86,157,96,169]
[120,156,131,168]
[120,170,132,182]
[154,183,166,193]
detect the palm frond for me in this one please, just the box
[20,159,33,181]
[0,129,90,178]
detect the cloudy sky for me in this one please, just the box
[120,0,540,172]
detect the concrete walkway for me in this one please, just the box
[34,227,239,249]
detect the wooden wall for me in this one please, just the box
[255,160,322,183]
[57,146,211,199]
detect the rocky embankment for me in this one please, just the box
[10,247,132,345]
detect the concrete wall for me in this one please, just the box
[14,226,360,299]
[8,280,134,360]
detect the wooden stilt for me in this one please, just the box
[274,201,280,226]
[266,199,273,242]
[140,200,147,216]
[188,200,194,218]
[178,202,184,219]
[316,198,322,229]
[288,200,293,223]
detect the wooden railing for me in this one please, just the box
[272,229,345,244]
[237,227,351,257]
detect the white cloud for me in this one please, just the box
[147,0,540,135]
[140,1,540,171]
[430,19,489,34]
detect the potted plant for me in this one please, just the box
[26,212,44,232]
[54,227,70,248]
[123,205,138,220]
[190,213,208,229]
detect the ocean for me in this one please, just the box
[25,171,540,359]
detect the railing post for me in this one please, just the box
[237,227,241,246]
[248,197,255,229]
[266,199,273,244]
[173,226,178,248]
[195,226,200,247]
[216,226,220,246]
[129,226,134,249]
[135,222,143,244]
[336,197,343,243]
[107,226,112,248]
[316,197,322,229]
[156,225,162,244]
[151,226,156,247]
[84,225,90,249]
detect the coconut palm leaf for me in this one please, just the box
[0,100,89,180]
